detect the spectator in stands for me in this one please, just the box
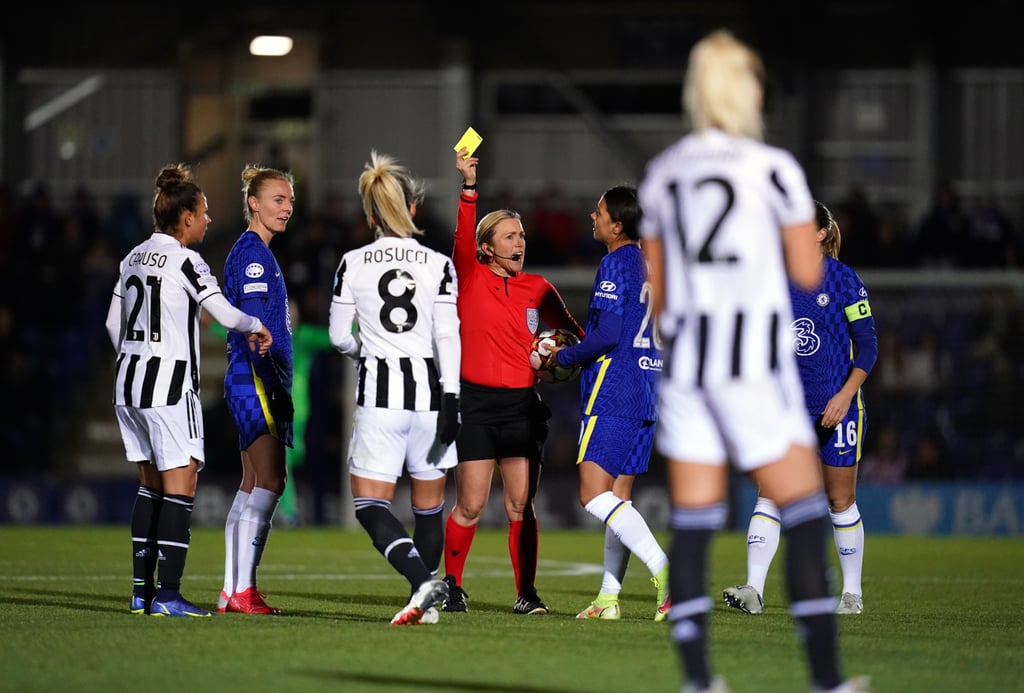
[106,191,148,257]
[14,182,59,260]
[526,183,579,265]
[835,185,879,267]
[0,183,14,265]
[874,327,911,396]
[870,212,913,267]
[902,326,951,396]
[914,182,968,268]
[281,213,333,299]
[14,184,60,322]
[859,424,907,484]
[0,302,46,470]
[963,197,1016,268]
[905,429,956,480]
[69,184,103,251]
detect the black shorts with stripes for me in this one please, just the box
[456,381,552,463]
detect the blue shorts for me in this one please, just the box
[811,405,865,468]
[577,415,655,477]
[227,394,294,451]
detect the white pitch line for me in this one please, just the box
[0,559,603,582]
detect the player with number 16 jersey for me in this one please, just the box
[790,252,875,450]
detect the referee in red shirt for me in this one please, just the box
[441,148,584,615]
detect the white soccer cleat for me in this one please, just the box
[391,578,449,626]
[836,592,864,615]
[681,676,730,693]
[722,585,764,615]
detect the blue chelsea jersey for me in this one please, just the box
[222,231,293,397]
[789,255,871,413]
[578,244,660,421]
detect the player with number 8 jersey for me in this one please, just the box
[329,150,460,625]
[331,213,459,412]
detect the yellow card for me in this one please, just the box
[453,126,483,158]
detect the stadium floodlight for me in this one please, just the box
[249,35,294,57]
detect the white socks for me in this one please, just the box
[221,490,250,598]
[585,491,668,577]
[234,487,281,592]
[831,502,864,596]
[599,526,631,595]
[745,497,781,598]
[745,497,866,600]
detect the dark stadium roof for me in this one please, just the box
[4,0,1023,72]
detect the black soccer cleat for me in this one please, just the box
[441,574,469,612]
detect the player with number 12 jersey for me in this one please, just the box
[639,128,816,392]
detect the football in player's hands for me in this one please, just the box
[530,328,581,383]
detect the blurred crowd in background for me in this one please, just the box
[1,176,1022,496]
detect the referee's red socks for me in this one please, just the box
[444,515,476,586]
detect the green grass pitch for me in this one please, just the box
[1,527,1021,692]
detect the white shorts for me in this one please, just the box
[655,373,815,472]
[348,406,457,483]
[115,391,205,472]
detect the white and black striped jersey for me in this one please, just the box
[108,233,247,408]
[638,128,815,388]
[329,236,459,411]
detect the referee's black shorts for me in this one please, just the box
[456,381,552,463]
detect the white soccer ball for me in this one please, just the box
[530,328,581,383]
